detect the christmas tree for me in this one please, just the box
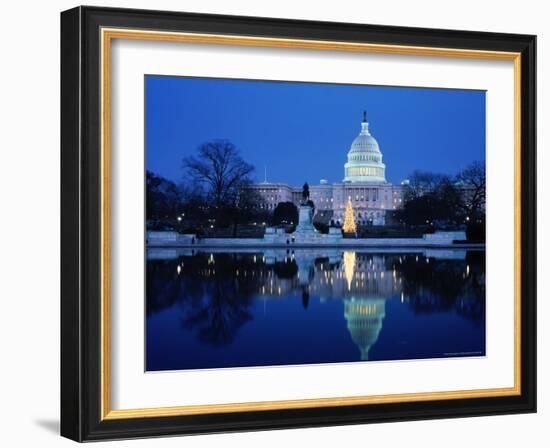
[342,197,357,234]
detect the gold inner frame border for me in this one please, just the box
[99,27,522,421]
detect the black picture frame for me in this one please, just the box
[61,5,536,442]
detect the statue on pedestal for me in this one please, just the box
[301,182,310,204]
[293,181,317,236]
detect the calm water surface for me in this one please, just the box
[146,248,485,371]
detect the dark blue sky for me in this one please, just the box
[145,76,485,186]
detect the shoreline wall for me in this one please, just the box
[146,230,480,249]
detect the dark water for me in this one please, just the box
[146,248,485,371]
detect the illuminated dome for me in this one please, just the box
[344,298,386,360]
[343,112,386,183]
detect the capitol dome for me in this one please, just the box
[343,112,386,183]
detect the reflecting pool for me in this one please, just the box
[146,248,485,371]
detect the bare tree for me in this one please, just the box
[405,170,447,199]
[456,161,486,218]
[146,171,183,222]
[183,140,254,207]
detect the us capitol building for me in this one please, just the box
[247,112,407,226]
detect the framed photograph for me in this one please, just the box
[61,6,536,441]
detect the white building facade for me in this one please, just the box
[248,113,407,226]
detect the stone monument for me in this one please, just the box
[263,182,343,245]
[294,204,318,236]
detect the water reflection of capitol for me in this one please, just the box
[345,298,385,360]
[243,250,401,360]
[150,247,479,363]
[333,252,394,360]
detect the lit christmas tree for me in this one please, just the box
[342,197,357,234]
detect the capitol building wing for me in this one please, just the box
[248,113,406,226]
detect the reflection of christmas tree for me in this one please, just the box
[343,251,356,291]
[343,198,356,234]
